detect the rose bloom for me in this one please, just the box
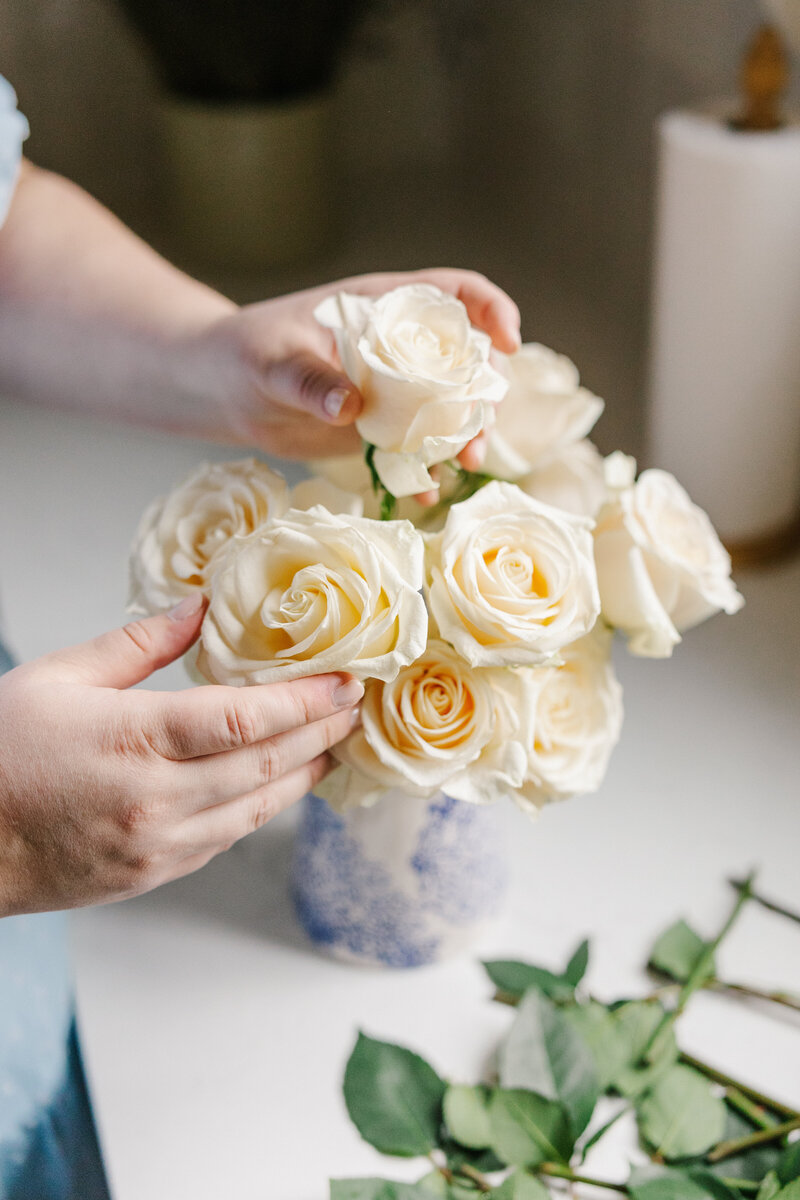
[518,439,607,519]
[593,453,744,658]
[196,506,428,685]
[314,284,508,497]
[483,343,604,480]
[426,480,601,668]
[515,630,624,815]
[318,639,531,811]
[129,458,288,614]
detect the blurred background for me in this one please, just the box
[0,0,796,667]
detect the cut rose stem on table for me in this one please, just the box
[729,876,800,927]
[640,872,756,1061]
[680,1052,800,1120]
[707,1114,800,1163]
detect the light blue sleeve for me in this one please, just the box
[0,74,29,228]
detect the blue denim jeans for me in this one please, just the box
[0,639,110,1199]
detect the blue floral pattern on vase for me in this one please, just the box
[290,791,508,967]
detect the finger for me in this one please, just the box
[413,488,439,507]
[183,752,334,851]
[340,269,521,354]
[263,350,362,426]
[456,431,489,473]
[143,673,364,760]
[171,705,359,812]
[43,594,207,688]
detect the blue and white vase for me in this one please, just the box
[289,790,509,967]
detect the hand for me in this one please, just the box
[0,596,362,916]
[196,268,521,463]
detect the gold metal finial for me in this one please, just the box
[733,24,789,131]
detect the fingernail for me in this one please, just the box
[332,677,364,708]
[348,705,362,730]
[167,593,205,622]
[324,387,350,419]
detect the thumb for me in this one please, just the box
[263,351,363,425]
[44,594,207,688]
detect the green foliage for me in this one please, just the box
[364,442,398,520]
[343,1033,447,1158]
[499,991,599,1138]
[443,1086,494,1150]
[490,1172,552,1199]
[483,940,590,1003]
[649,921,714,984]
[628,1166,737,1200]
[609,1003,679,1098]
[488,1089,574,1168]
[636,1066,727,1160]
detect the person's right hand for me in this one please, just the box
[0,594,362,916]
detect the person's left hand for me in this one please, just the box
[194,268,521,469]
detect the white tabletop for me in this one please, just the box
[1,396,799,1200]
[71,556,800,1200]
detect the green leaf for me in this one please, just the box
[343,1033,447,1158]
[758,1173,783,1200]
[483,960,574,1003]
[579,1103,631,1157]
[488,1088,574,1168]
[564,940,590,988]
[562,1002,631,1092]
[774,1185,800,1200]
[649,921,714,984]
[499,991,599,1137]
[442,1139,506,1175]
[610,1002,679,1098]
[636,1065,727,1160]
[490,1172,552,1199]
[778,1144,800,1185]
[444,1086,493,1150]
[330,1181,398,1200]
[628,1165,721,1200]
[330,1181,451,1200]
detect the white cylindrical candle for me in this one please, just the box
[648,108,800,548]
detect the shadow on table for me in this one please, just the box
[138,809,314,955]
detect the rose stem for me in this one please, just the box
[640,873,756,1060]
[707,1115,800,1163]
[540,1165,759,1195]
[724,1087,778,1131]
[712,979,800,1013]
[679,1052,800,1119]
[729,877,800,927]
[455,1162,492,1191]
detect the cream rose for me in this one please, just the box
[128,458,288,615]
[515,630,624,815]
[318,639,531,811]
[314,284,508,497]
[483,343,603,480]
[195,506,428,685]
[426,480,601,668]
[289,475,364,518]
[518,439,607,518]
[593,453,744,658]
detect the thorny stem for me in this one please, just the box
[707,1115,800,1163]
[724,1087,777,1131]
[640,873,756,1060]
[729,877,800,928]
[680,1052,800,1120]
[539,1163,628,1192]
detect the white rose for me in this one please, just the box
[483,343,603,480]
[426,480,601,668]
[318,639,531,811]
[196,506,428,686]
[515,630,624,815]
[593,453,744,658]
[308,453,436,524]
[128,458,288,614]
[518,439,607,518]
[314,284,508,497]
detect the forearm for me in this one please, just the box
[0,161,237,434]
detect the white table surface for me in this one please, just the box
[1,396,800,1200]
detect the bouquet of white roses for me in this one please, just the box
[129,284,743,817]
